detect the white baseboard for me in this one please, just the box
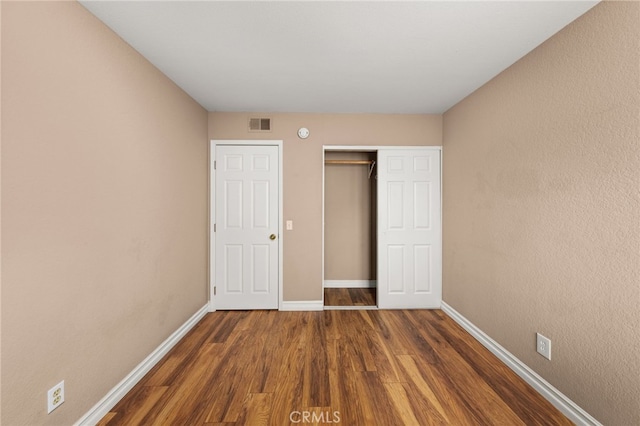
[280,300,324,311]
[324,280,377,288]
[324,305,378,310]
[74,304,209,426]
[441,302,601,426]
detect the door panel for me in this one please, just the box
[215,145,279,309]
[225,245,243,293]
[225,181,243,228]
[251,244,270,292]
[414,245,431,292]
[388,182,405,229]
[387,245,405,293]
[377,149,441,309]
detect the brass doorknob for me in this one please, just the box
[270,234,277,240]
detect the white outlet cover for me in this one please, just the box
[536,333,551,360]
[47,380,65,414]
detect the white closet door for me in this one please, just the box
[215,145,279,309]
[377,149,441,309]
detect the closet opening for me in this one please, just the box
[323,150,377,308]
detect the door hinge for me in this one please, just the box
[214,160,216,170]
[214,286,216,296]
[213,223,216,232]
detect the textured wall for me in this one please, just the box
[209,113,441,300]
[1,3,208,424]
[442,2,640,424]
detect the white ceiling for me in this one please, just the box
[80,1,599,114]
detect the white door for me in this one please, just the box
[215,145,279,309]
[377,149,441,309]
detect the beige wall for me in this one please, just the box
[210,113,441,300]
[1,3,208,425]
[324,151,376,281]
[442,2,640,425]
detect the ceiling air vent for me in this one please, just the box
[248,117,271,132]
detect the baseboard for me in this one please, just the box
[280,300,324,311]
[324,280,377,288]
[324,305,378,310]
[74,304,209,425]
[441,302,601,426]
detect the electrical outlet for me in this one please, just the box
[536,333,551,360]
[47,380,65,414]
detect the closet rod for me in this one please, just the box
[324,160,373,165]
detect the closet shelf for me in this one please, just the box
[325,159,377,179]
[324,160,373,165]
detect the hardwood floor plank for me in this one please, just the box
[209,310,249,343]
[233,392,272,426]
[325,338,342,410]
[244,311,276,394]
[268,327,307,424]
[143,342,228,425]
[140,313,228,387]
[348,287,376,305]
[215,338,268,422]
[260,312,309,395]
[383,382,422,425]
[323,310,341,341]
[99,310,571,426]
[331,335,368,425]
[397,380,450,426]
[337,311,377,372]
[360,313,406,383]
[323,288,336,306]
[302,313,331,407]
[324,288,376,306]
[355,371,403,425]
[95,412,117,426]
[378,310,432,357]
[396,354,464,424]
[327,288,352,306]
[107,386,168,426]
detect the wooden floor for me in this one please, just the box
[324,288,376,306]
[99,310,571,426]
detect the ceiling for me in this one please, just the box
[80,1,599,114]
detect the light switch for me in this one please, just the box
[286,220,293,230]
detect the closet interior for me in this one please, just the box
[323,151,377,307]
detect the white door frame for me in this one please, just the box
[209,140,284,312]
[321,145,443,309]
